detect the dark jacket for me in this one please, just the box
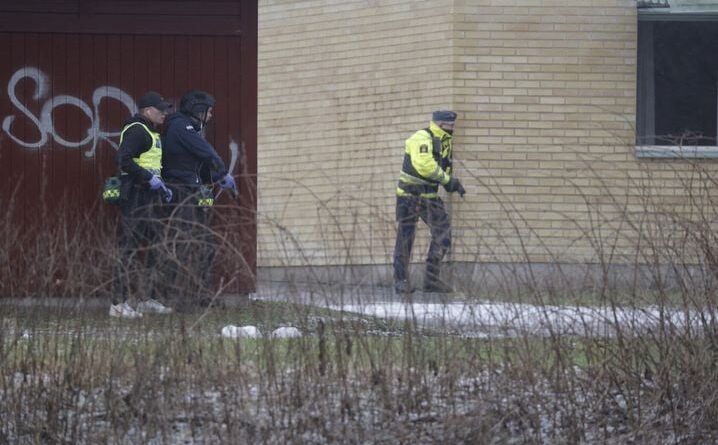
[161,112,227,186]
[116,115,157,183]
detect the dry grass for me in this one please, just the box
[2,159,718,444]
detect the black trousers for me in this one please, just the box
[163,185,216,303]
[112,181,163,304]
[392,194,451,285]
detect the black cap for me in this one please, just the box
[432,110,457,122]
[137,91,172,112]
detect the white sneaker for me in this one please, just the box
[109,302,143,319]
[136,299,173,314]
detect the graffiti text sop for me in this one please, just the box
[2,67,137,158]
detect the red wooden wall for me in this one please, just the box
[0,1,258,293]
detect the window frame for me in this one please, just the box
[636,10,718,159]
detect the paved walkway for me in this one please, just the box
[253,281,703,337]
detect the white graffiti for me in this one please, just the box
[229,138,239,174]
[2,67,137,158]
[2,66,239,171]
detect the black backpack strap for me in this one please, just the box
[424,127,441,159]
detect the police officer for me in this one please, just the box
[393,110,466,294]
[111,91,174,318]
[162,90,236,306]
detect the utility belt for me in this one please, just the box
[169,183,215,208]
[120,168,161,177]
[397,181,439,196]
[162,169,215,208]
[119,169,161,189]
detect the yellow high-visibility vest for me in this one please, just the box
[120,121,162,174]
[396,121,453,198]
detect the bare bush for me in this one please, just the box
[2,156,718,443]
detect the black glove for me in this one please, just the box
[444,176,466,197]
[456,182,466,198]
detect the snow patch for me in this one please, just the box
[272,326,302,338]
[221,325,261,339]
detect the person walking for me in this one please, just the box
[110,91,174,318]
[393,110,466,294]
[161,90,236,307]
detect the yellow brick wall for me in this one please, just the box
[451,0,640,265]
[258,0,457,267]
[258,0,718,269]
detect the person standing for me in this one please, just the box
[111,91,174,318]
[393,110,466,294]
[161,90,236,307]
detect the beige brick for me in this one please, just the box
[258,0,718,268]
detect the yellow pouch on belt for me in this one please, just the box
[102,176,121,205]
[198,185,214,207]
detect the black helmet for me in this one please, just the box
[179,90,216,121]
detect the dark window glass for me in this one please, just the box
[637,21,718,146]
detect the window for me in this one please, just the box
[636,12,718,158]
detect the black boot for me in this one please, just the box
[423,279,454,293]
[423,261,453,293]
[394,279,415,294]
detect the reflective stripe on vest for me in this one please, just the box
[120,122,162,174]
[396,126,452,198]
[396,187,438,199]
